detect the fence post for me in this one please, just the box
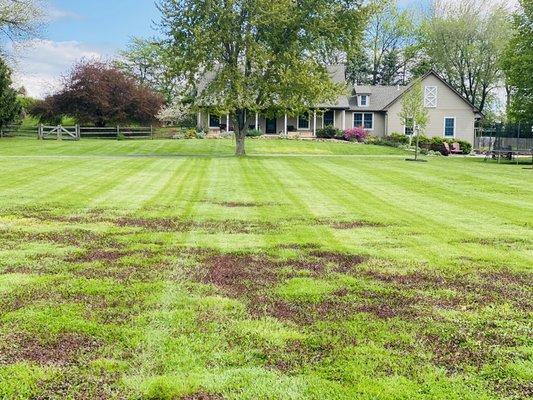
[76,124,80,140]
[38,124,42,140]
[151,125,154,140]
[57,125,61,141]
[117,126,120,140]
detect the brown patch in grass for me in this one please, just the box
[198,253,280,297]
[181,394,224,400]
[0,333,101,366]
[314,218,387,230]
[67,249,126,263]
[265,339,333,372]
[364,269,532,310]
[0,229,104,247]
[115,217,277,234]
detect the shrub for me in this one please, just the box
[386,132,410,145]
[344,127,368,142]
[429,137,449,155]
[456,140,472,154]
[415,135,430,148]
[246,128,262,137]
[316,125,342,139]
[195,130,206,139]
[185,128,197,139]
[364,134,380,145]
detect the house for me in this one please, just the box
[197,66,481,144]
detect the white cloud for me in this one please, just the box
[46,6,83,21]
[10,39,103,98]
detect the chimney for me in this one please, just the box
[397,84,400,91]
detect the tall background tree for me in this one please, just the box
[347,0,416,85]
[31,60,164,126]
[502,0,532,123]
[159,0,368,155]
[418,0,511,113]
[114,37,179,103]
[0,0,44,46]
[0,57,21,131]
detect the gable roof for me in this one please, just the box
[381,71,480,113]
[349,71,480,114]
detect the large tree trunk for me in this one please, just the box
[233,108,247,156]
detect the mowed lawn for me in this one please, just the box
[0,138,531,400]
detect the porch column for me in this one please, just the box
[313,111,317,137]
[342,110,346,131]
[255,112,259,130]
[333,110,336,128]
[284,113,288,136]
[197,111,202,129]
[226,114,230,132]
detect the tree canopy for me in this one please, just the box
[0,0,44,45]
[347,0,416,86]
[0,57,21,130]
[418,0,511,113]
[115,37,179,103]
[158,0,368,155]
[31,60,164,126]
[502,0,532,122]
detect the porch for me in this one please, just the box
[198,109,350,137]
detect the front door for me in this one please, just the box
[266,118,277,134]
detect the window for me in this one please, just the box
[323,110,334,126]
[444,117,455,137]
[354,113,373,130]
[209,113,220,128]
[358,95,369,107]
[404,117,414,136]
[424,86,437,108]
[297,113,309,130]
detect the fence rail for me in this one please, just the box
[0,124,153,140]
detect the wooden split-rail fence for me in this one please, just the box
[0,125,154,140]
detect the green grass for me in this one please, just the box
[0,138,531,399]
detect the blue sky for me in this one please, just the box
[12,0,162,98]
[45,0,160,51]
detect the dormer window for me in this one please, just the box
[358,95,369,107]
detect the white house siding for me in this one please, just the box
[386,75,475,143]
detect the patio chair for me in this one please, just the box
[442,142,451,156]
[451,142,463,154]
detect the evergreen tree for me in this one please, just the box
[0,58,21,132]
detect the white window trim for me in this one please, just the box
[208,113,220,129]
[404,118,414,136]
[443,116,456,138]
[358,95,370,107]
[353,112,374,131]
[424,86,438,108]
[297,112,310,130]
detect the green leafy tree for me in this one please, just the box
[419,0,511,113]
[0,58,21,133]
[347,0,416,85]
[502,0,532,122]
[115,37,179,103]
[0,0,44,45]
[398,79,428,159]
[159,0,368,155]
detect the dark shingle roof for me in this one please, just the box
[350,85,407,111]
